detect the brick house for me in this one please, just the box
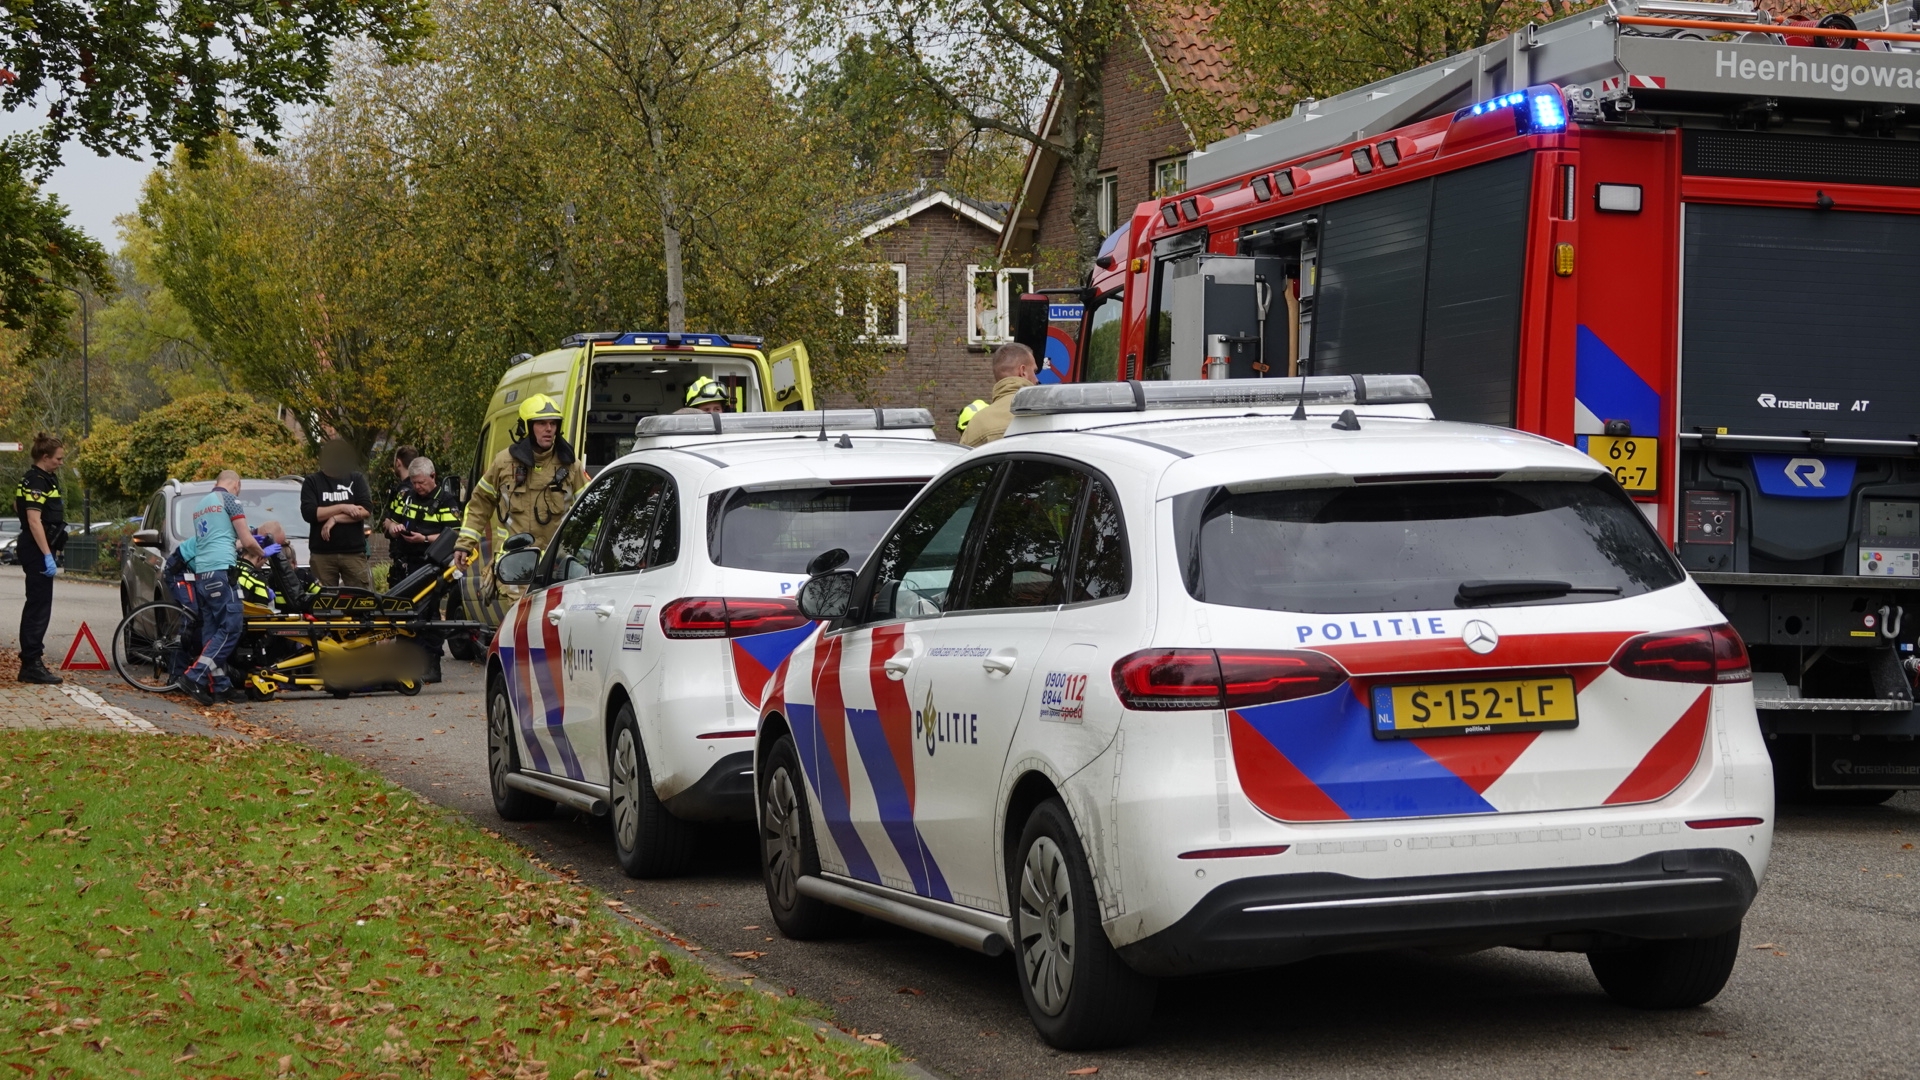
[998,2,1265,287]
[818,162,1022,439]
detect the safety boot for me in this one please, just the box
[17,662,61,685]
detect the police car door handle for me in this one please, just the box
[546,609,564,626]
[983,650,1018,677]
[883,652,915,681]
[591,604,616,619]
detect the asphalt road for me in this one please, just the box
[12,567,1920,1078]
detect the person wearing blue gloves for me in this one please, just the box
[14,433,67,685]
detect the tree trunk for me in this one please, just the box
[1058,50,1111,267]
[647,107,687,333]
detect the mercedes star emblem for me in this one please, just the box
[1461,620,1500,655]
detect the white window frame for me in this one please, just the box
[1096,171,1120,237]
[839,263,908,345]
[967,265,1033,344]
[1153,156,1188,198]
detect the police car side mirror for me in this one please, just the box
[502,532,536,553]
[797,570,857,621]
[131,529,162,548]
[496,548,541,587]
[806,547,850,576]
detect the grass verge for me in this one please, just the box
[0,731,899,1079]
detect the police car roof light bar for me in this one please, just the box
[634,408,933,437]
[561,331,766,349]
[1009,375,1432,416]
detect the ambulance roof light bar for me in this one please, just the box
[562,331,767,349]
[635,408,933,437]
[1010,376,1432,416]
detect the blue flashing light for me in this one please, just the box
[1454,85,1568,133]
[1529,88,1567,132]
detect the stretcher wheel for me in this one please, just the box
[396,679,422,697]
[244,682,277,702]
[330,688,351,700]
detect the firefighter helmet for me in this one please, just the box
[956,399,989,433]
[518,393,564,424]
[686,377,729,409]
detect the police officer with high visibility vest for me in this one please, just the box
[14,433,66,684]
[385,456,461,682]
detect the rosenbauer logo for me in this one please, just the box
[1716,49,1920,93]
[1756,392,1840,412]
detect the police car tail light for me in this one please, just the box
[1112,649,1348,711]
[1609,624,1750,684]
[659,597,810,639]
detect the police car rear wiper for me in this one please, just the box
[1455,579,1623,606]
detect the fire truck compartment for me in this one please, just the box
[1681,202,1920,442]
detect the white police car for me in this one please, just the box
[756,378,1773,1049]
[484,409,965,877]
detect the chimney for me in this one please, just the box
[914,147,951,182]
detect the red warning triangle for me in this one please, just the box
[61,622,110,671]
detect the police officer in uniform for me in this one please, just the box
[14,433,66,684]
[456,393,585,567]
[384,456,461,681]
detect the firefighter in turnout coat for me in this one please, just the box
[454,394,586,619]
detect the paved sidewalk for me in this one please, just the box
[0,681,161,733]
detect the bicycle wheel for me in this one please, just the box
[114,602,194,694]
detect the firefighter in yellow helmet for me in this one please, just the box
[454,393,586,566]
[956,399,989,436]
[683,376,730,414]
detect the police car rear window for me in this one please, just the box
[709,484,923,575]
[1174,478,1683,614]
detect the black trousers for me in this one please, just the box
[19,561,53,668]
[394,557,444,655]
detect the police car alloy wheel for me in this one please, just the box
[759,735,857,939]
[488,677,552,820]
[610,702,694,879]
[1011,799,1156,1049]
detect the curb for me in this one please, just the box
[59,684,163,733]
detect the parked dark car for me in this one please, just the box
[120,479,311,614]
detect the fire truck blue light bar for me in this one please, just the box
[1009,375,1433,415]
[1468,91,1527,116]
[1528,88,1567,132]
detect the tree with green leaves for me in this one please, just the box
[853,0,1132,266]
[539,0,776,333]
[1216,0,1601,120]
[0,138,108,360]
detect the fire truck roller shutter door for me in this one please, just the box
[1682,202,1920,442]
[1307,153,1532,426]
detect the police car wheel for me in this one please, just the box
[760,735,855,940]
[488,674,551,821]
[1588,924,1742,1009]
[610,703,695,879]
[1010,798,1156,1049]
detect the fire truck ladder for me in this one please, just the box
[1188,0,1920,188]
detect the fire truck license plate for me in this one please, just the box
[1371,678,1579,738]
[1587,436,1657,491]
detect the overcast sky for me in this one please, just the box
[1,107,154,248]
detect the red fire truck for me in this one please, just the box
[1059,0,1920,801]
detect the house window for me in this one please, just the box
[841,264,908,345]
[968,266,1033,344]
[1153,157,1188,198]
[1097,172,1120,237]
